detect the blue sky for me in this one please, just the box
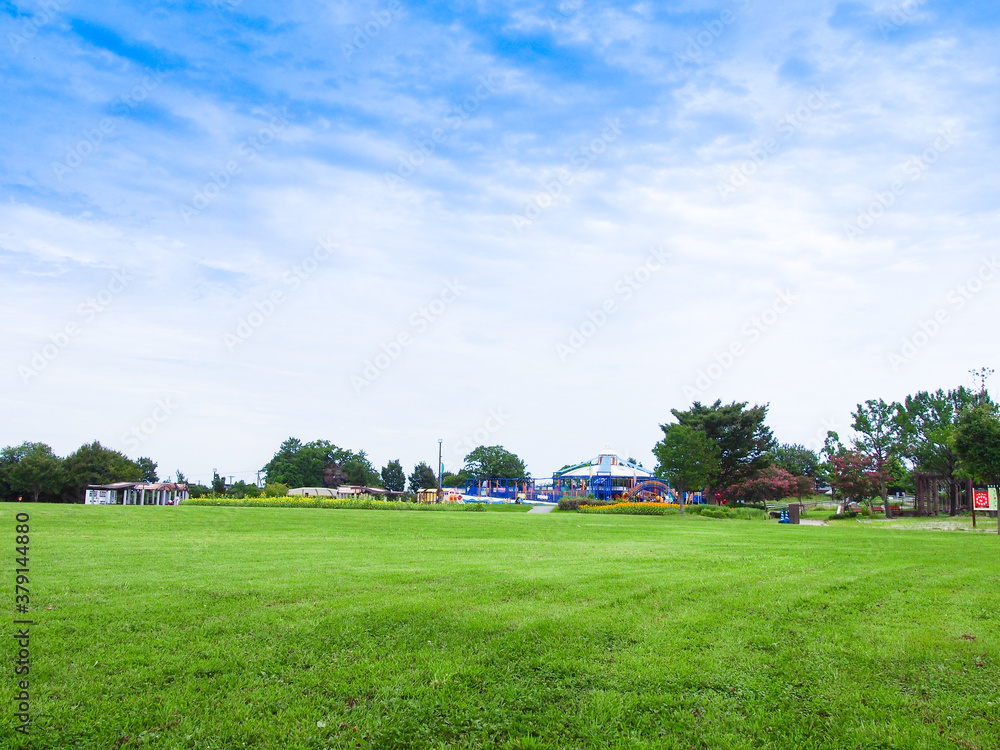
[1,0,997,485]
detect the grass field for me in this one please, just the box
[2,505,999,749]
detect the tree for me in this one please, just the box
[825,450,881,507]
[137,457,158,483]
[226,480,261,498]
[1,443,64,502]
[408,462,438,492]
[261,438,363,488]
[380,460,406,492]
[62,442,143,501]
[442,469,471,488]
[462,445,528,479]
[852,399,904,517]
[669,400,776,500]
[342,451,381,487]
[212,471,227,495]
[719,465,798,507]
[653,424,720,494]
[898,387,981,514]
[954,404,1000,484]
[263,482,289,497]
[769,443,821,479]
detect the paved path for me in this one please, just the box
[798,519,828,526]
[527,505,556,513]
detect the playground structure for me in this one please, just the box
[621,478,676,503]
[462,448,689,505]
[554,449,655,501]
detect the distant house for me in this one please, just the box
[84,482,189,505]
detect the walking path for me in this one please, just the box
[527,505,555,514]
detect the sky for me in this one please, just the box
[1,0,998,486]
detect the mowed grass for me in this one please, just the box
[2,506,999,750]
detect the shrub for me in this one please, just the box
[263,482,289,497]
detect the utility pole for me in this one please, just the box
[438,439,443,502]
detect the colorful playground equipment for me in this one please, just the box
[621,478,676,503]
[462,448,686,505]
[553,448,655,501]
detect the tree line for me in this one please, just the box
[0,442,163,503]
[653,381,1000,517]
[4,377,997,507]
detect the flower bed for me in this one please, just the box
[184,495,486,511]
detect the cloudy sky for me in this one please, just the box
[1,0,997,485]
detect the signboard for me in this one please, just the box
[987,486,999,511]
[974,490,990,510]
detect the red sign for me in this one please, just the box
[974,490,990,509]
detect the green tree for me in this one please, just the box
[63,442,143,501]
[263,482,289,497]
[441,469,471,488]
[769,443,821,478]
[669,400,776,500]
[380,460,406,492]
[0,442,64,502]
[261,438,357,488]
[342,451,382,487]
[137,457,158,483]
[212,472,227,495]
[462,445,528,479]
[954,404,1000,483]
[653,424,720,495]
[408,462,438,492]
[226,480,261,498]
[851,399,904,518]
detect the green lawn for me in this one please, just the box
[3,505,999,749]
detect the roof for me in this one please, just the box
[555,450,653,479]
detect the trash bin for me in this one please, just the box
[788,504,800,524]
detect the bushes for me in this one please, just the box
[557,497,611,511]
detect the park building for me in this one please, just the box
[84,482,189,505]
